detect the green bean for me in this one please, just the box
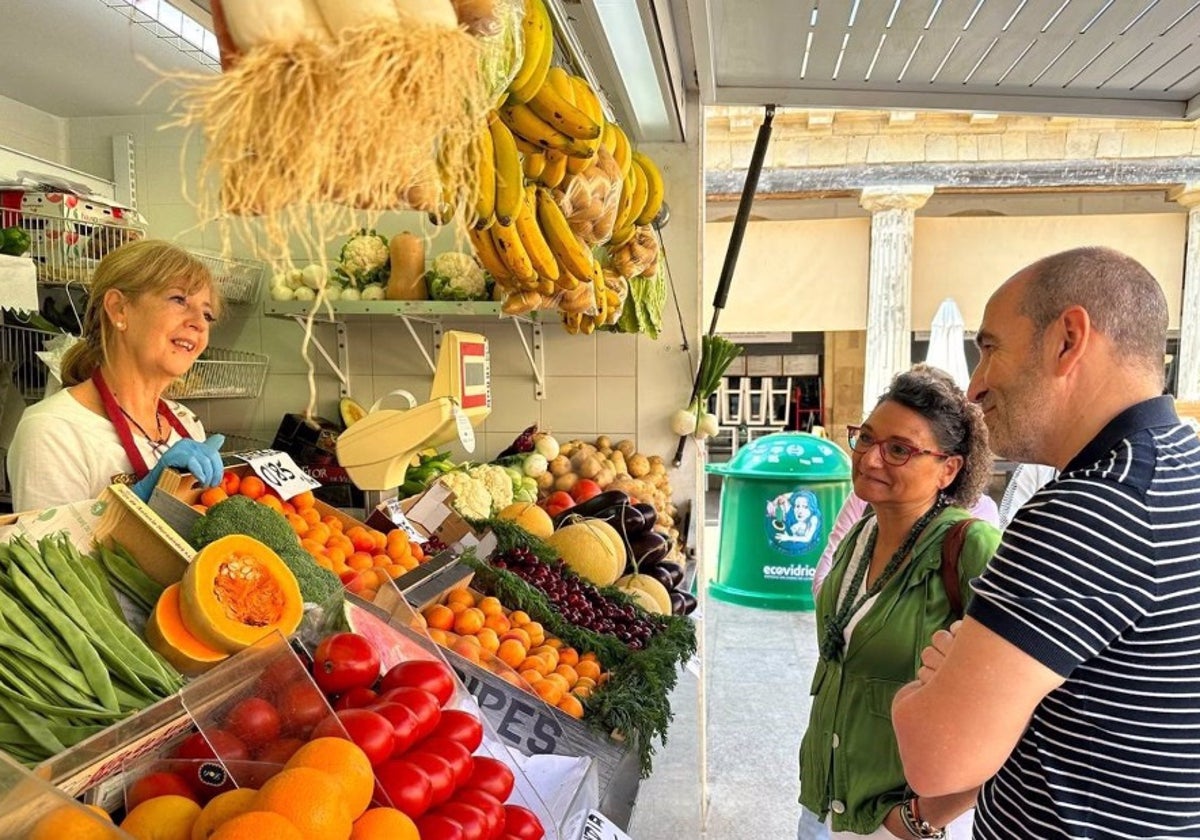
[0,694,66,759]
[0,673,122,722]
[98,542,163,612]
[78,548,125,619]
[0,585,74,664]
[0,722,106,747]
[0,639,101,709]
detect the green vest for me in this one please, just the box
[798,506,1001,834]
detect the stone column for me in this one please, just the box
[858,186,934,409]
[1169,184,1200,400]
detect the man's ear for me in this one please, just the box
[1050,305,1090,376]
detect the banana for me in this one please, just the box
[474,122,496,229]
[536,278,556,296]
[610,162,639,240]
[609,123,632,178]
[625,160,649,230]
[508,0,546,99]
[490,220,538,283]
[632,151,664,226]
[510,0,553,103]
[539,150,568,189]
[556,266,581,291]
[547,66,576,103]
[502,290,543,315]
[563,312,582,335]
[468,226,516,286]
[565,75,602,174]
[580,315,596,335]
[528,69,600,141]
[523,150,547,180]
[499,100,596,158]
[601,122,619,155]
[514,185,560,282]
[590,259,608,324]
[536,186,593,278]
[488,113,523,226]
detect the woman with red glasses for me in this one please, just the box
[798,364,1000,840]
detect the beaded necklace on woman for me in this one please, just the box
[820,497,948,661]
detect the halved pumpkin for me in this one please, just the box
[179,534,304,654]
[145,583,229,676]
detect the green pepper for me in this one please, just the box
[0,226,30,257]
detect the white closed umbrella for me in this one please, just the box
[925,297,971,390]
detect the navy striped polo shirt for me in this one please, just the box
[969,396,1200,840]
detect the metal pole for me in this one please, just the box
[672,104,776,466]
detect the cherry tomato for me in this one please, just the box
[175,729,248,762]
[276,682,330,736]
[436,802,489,840]
[569,479,603,504]
[430,709,484,751]
[380,659,456,707]
[253,737,304,765]
[377,686,442,740]
[375,759,433,818]
[453,790,505,840]
[332,687,379,711]
[223,697,281,748]
[412,737,474,788]
[125,771,197,811]
[311,709,395,766]
[461,756,514,801]
[417,813,467,840]
[312,632,381,696]
[502,804,545,840]
[371,702,423,757]
[407,751,456,807]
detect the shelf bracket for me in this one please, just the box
[399,315,438,374]
[289,315,351,396]
[512,318,546,400]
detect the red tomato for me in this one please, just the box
[377,686,442,740]
[429,709,484,751]
[333,686,379,711]
[312,632,381,696]
[371,702,423,757]
[375,759,433,818]
[125,771,197,811]
[276,682,330,737]
[223,697,281,748]
[407,751,456,807]
[461,756,514,801]
[502,804,545,840]
[436,802,490,840]
[418,813,467,840]
[452,790,505,840]
[253,737,304,765]
[380,659,456,707]
[569,479,603,504]
[311,709,395,766]
[544,491,574,518]
[175,729,248,763]
[412,737,474,788]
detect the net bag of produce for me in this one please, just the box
[553,147,623,246]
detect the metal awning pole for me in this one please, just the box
[672,104,776,466]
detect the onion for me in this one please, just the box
[671,409,697,436]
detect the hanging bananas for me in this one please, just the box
[487,113,523,226]
[473,120,496,229]
[498,100,595,158]
[490,218,538,284]
[631,151,663,226]
[468,226,517,288]
[508,0,552,103]
[536,186,594,279]
[514,185,560,282]
[528,67,601,141]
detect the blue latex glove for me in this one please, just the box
[132,434,226,503]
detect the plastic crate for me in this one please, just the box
[164,347,268,400]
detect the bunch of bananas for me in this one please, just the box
[562,265,625,335]
[610,150,664,247]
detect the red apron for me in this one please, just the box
[92,369,192,480]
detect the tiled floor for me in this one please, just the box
[625,521,829,839]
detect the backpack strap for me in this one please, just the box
[940,518,978,618]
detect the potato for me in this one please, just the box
[595,465,616,488]
[555,473,579,493]
[609,450,627,475]
[536,472,555,491]
[595,435,612,451]
[627,453,650,478]
[549,455,571,477]
[579,455,603,479]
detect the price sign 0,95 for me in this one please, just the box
[236,450,321,501]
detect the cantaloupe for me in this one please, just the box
[619,586,662,616]
[615,573,671,615]
[588,519,628,572]
[545,521,623,586]
[497,502,554,540]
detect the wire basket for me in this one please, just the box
[12,215,146,286]
[0,321,69,401]
[164,347,269,400]
[188,248,267,305]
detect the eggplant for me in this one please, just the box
[632,503,657,532]
[629,531,669,567]
[645,564,677,591]
[652,560,685,589]
[677,591,698,615]
[669,589,687,615]
[593,503,649,540]
[551,490,630,527]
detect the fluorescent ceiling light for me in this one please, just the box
[100,0,220,71]
[590,0,675,141]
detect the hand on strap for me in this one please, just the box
[132,434,226,502]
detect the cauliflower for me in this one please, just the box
[437,471,493,520]
[468,464,514,511]
[425,252,490,301]
[337,229,390,288]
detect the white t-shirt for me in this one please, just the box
[7,388,205,512]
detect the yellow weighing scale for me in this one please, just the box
[336,331,491,490]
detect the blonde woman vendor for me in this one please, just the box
[8,240,225,510]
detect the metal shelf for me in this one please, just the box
[263,299,546,400]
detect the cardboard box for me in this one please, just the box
[0,189,143,226]
[367,483,498,559]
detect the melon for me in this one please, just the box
[545,521,623,586]
[587,519,628,572]
[619,585,663,616]
[339,397,368,428]
[497,502,554,540]
[615,573,671,615]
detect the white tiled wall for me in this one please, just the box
[0,94,68,165]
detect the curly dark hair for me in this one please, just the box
[875,364,993,507]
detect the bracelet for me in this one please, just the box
[899,797,947,839]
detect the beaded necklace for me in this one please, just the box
[819,498,947,661]
[117,405,170,455]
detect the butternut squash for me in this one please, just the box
[386,232,427,300]
[179,535,304,654]
[145,584,229,676]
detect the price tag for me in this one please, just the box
[236,450,321,501]
[580,810,632,840]
[383,498,427,544]
[453,403,476,454]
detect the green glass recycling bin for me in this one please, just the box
[706,432,852,611]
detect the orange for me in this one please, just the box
[199,487,228,507]
[322,514,344,532]
[523,621,546,646]
[306,523,332,546]
[371,554,390,568]
[291,490,315,511]
[476,627,501,653]
[446,588,476,608]
[348,553,372,572]
[285,514,309,537]
[386,528,410,546]
[371,530,387,552]
[346,527,376,554]
[483,612,511,634]
[556,693,585,719]
[423,604,455,631]
[209,812,303,840]
[533,679,564,705]
[120,795,201,840]
[454,607,486,635]
[285,738,374,819]
[29,805,119,840]
[350,808,419,840]
[575,659,602,681]
[254,767,351,839]
[508,610,531,627]
[496,638,528,668]
[477,596,504,616]
[257,494,283,513]
[191,788,258,840]
[385,542,410,562]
